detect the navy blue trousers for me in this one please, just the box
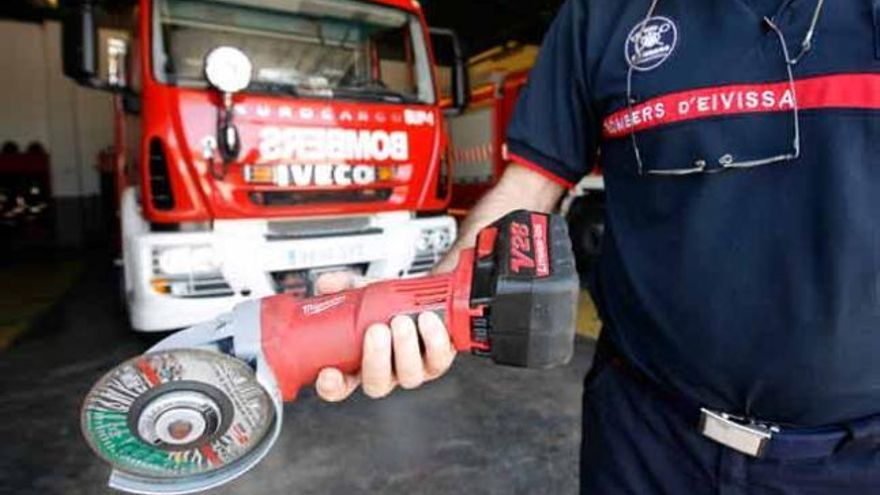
[579,345,880,494]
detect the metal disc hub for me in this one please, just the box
[81,349,275,480]
[131,385,228,450]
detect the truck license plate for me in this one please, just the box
[288,241,372,267]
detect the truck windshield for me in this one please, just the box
[154,0,435,104]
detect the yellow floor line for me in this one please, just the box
[576,290,602,340]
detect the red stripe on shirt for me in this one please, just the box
[602,73,880,139]
[508,152,576,188]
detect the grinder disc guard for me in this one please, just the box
[82,348,277,490]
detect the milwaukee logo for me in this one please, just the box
[259,127,409,162]
[302,295,346,316]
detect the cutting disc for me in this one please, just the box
[81,348,275,480]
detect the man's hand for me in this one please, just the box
[314,164,566,401]
[313,272,456,401]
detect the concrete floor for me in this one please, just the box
[0,255,595,495]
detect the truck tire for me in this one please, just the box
[566,193,606,287]
[114,259,137,334]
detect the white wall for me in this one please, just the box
[0,21,50,151]
[0,19,114,198]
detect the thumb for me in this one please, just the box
[315,271,375,294]
[315,271,356,295]
[316,368,361,402]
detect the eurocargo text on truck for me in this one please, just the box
[60,0,469,332]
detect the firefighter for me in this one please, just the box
[317,0,880,492]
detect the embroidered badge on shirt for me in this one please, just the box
[625,16,678,71]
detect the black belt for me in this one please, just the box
[599,341,878,460]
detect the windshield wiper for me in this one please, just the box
[247,81,300,97]
[247,80,419,104]
[333,85,420,104]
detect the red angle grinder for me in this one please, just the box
[81,210,579,494]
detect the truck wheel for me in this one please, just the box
[566,193,606,287]
[115,260,132,323]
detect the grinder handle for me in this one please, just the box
[260,250,479,402]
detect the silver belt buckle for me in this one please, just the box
[699,408,773,457]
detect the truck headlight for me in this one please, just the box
[416,230,433,252]
[432,229,452,251]
[154,246,220,276]
[416,227,453,254]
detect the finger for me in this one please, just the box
[349,275,376,289]
[315,368,361,402]
[314,272,356,295]
[391,315,425,389]
[315,272,376,295]
[431,251,459,274]
[418,312,456,379]
[361,324,396,398]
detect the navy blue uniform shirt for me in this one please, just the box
[507,0,880,426]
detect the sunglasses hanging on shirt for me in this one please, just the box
[625,0,826,176]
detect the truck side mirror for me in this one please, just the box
[61,0,98,85]
[61,0,132,90]
[429,27,470,115]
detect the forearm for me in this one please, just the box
[435,164,567,273]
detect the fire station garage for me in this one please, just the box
[0,2,606,493]
[8,0,873,494]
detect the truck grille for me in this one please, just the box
[249,189,392,207]
[148,139,175,211]
[164,275,234,299]
[266,216,379,241]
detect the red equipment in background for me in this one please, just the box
[0,142,52,242]
[447,69,529,215]
[445,45,606,281]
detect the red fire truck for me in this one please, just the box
[61,0,468,332]
[447,44,605,280]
